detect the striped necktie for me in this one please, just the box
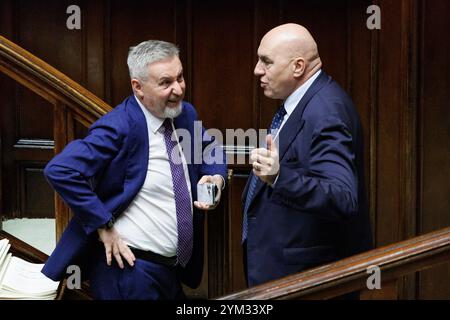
[242,105,286,242]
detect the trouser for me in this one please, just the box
[88,244,185,300]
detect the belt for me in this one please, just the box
[129,247,177,267]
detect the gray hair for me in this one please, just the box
[127,40,179,81]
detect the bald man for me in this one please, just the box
[242,24,373,290]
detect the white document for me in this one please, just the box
[1,256,59,295]
[0,238,60,299]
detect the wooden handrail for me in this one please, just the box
[0,230,48,263]
[0,35,112,124]
[218,226,450,300]
[0,35,115,240]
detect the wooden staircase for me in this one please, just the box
[0,35,111,242]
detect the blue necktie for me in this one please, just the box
[242,105,287,242]
[161,119,193,267]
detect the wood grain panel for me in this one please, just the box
[22,165,54,218]
[52,104,70,241]
[418,0,450,299]
[281,0,348,87]
[348,0,376,234]
[3,0,83,222]
[419,0,450,241]
[191,0,255,132]
[0,77,16,219]
[376,0,404,247]
[109,0,177,106]
[17,88,53,140]
[16,0,83,79]
[84,0,107,99]
[228,172,249,293]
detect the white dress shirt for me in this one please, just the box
[274,69,322,140]
[114,96,193,257]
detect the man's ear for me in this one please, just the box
[131,79,143,98]
[292,57,305,78]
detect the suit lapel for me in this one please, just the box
[247,71,330,205]
[122,96,149,200]
[278,71,329,161]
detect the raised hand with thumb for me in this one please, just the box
[249,134,280,185]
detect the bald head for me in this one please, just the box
[254,24,322,99]
[262,24,320,65]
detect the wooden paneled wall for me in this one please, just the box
[417,0,450,299]
[0,0,448,299]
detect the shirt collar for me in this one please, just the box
[134,95,165,133]
[283,69,322,116]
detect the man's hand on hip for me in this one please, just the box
[97,227,135,269]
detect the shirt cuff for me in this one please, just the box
[270,174,280,188]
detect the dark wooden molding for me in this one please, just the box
[0,229,48,263]
[398,0,420,299]
[369,0,380,251]
[0,35,112,122]
[14,139,54,149]
[218,226,450,300]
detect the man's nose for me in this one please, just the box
[254,61,264,76]
[172,81,183,95]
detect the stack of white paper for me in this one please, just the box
[0,238,60,300]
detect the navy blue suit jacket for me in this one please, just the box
[42,96,227,288]
[243,71,373,286]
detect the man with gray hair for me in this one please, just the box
[42,40,227,299]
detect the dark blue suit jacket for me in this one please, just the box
[42,96,227,288]
[243,71,373,286]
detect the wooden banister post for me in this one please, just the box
[52,103,71,241]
